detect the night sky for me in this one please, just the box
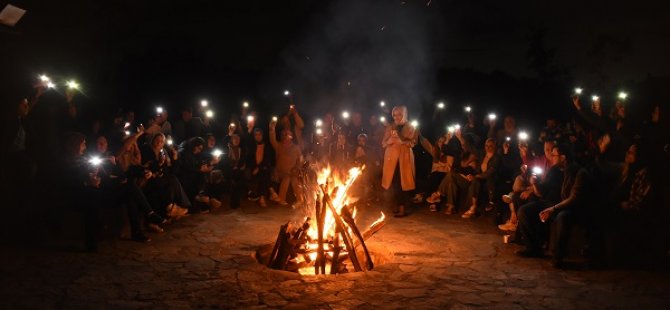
[2,0,668,123]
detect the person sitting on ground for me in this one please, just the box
[446,151,479,218]
[175,136,212,213]
[245,128,273,207]
[422,134,450,211]
[517,143,591,268]
[222,134,246,209]
[137,133,190,221]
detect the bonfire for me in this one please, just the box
[261,163,386,275]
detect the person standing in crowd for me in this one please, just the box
[381,105,418,218]
[269,118,303,206]
[278,105,306,149]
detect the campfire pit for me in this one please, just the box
[255,165,387,275]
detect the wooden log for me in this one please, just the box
[330,232,341,274]
[341,205,374,271]
[267,222,288,267]
[322,193,362,272]
[353,217,386,249]
[314,197,324,275]
[317,187,331,274]
[270,223,292,269]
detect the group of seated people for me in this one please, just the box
[3,84,668,268]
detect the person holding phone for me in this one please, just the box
[381,105,418,217]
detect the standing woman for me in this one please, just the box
[382,106,418,217]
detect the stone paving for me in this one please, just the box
[2,201,669,309]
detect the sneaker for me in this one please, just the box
[411,193,424,204]
[147,212,167,225]
[498,220,517,231]
[278,200,289,206]
[270,193,281,203]
[258,196,267,207]
[461,207,476,219]
[485,202,495,212]
[429,204,437,212]
[444,204,455,215]
[247,191,260,202]
[131,233,151,243]
[426,192,441,204]
[502,194,513,204]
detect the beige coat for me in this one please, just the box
[381,123,418,190]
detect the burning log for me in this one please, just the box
[267,222,289,268]
[330,229,341,274]
[315,196,327,275]
[341,205,373,271]
[354,212,386,249]
[322,193,362,272]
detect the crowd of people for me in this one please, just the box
[2,81,668,269]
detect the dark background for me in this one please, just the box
[2,0,669,134]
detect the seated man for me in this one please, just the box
[517,144,590,268]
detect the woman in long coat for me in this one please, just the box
[381,106,418,217]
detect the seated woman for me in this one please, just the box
[114,136,166,235]
[175,136,211,213]
[222,134,246,209]
[475,138,501,212]
[446,151,479,218]
[498,164,537,232]
[422,134,450,211]
[58,132,104,251]
[132,133,189,219]
[245,128,273,207]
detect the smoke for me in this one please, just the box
[263,0,443,118]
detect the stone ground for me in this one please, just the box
[1,200,669,310]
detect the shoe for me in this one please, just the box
[502,194,512,204]
[429,204,437,212]
[278,200,289,206]
[394,205,406,217]
[461,207,476,219]
[411,193,424,204]
[147,212,167,225]
[146,223,165,233]
[210,198,222,209]
[485,202,494,212]
[247,191,260,202]
[516,248,543,258]
[167,204,188,219]
[258,196,267,207]
[195,195,210,204]
[269,188,280,202]
[498,220,517,231]
[131,233,151,243]
[200,208,211,214]
[444,204,455,215]
[426,192,441,204]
